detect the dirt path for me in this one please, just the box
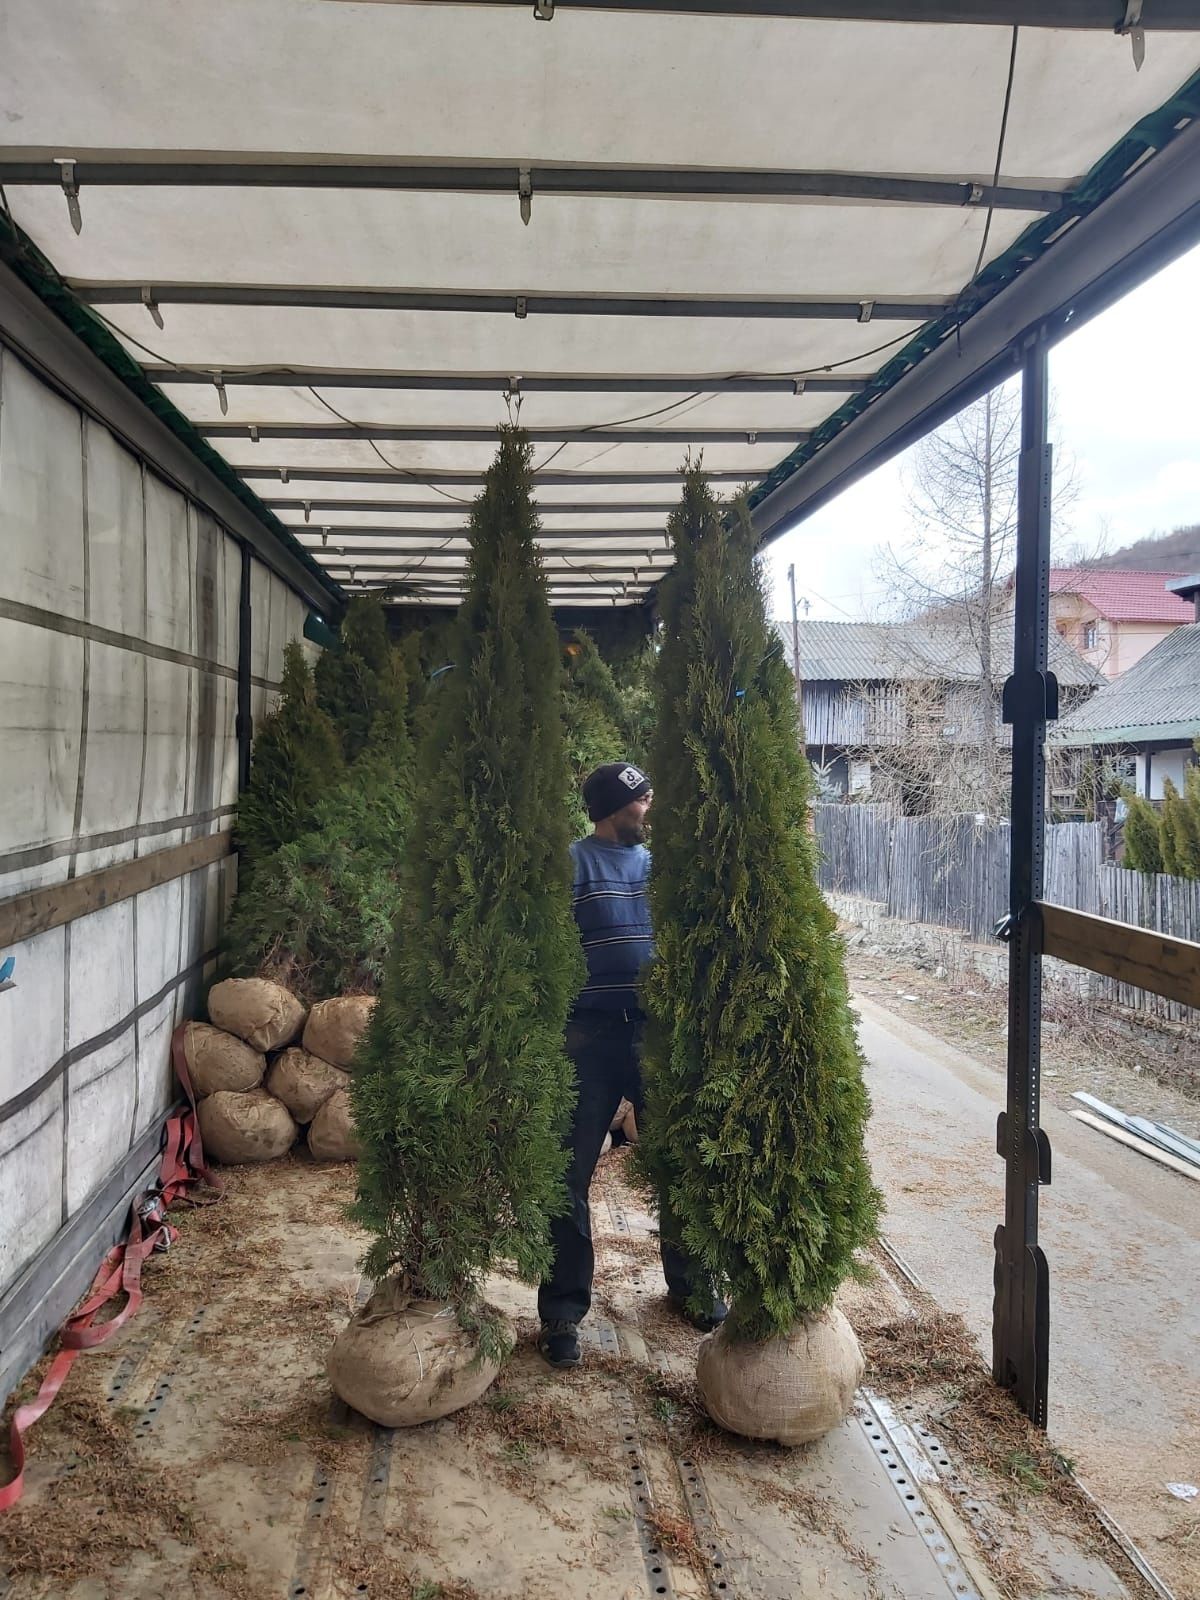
[852,987,1200,1599]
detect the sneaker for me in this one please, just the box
[668,1294,729,1334]
[538,1320,582,1369]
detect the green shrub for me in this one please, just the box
[637,471,880,1343]
[315,596,398,764]
[235,642,344,880]
[224,681,413,1001]
[1122,794,1163,874]
[562,630,627,834]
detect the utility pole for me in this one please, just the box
[787,563,805,721]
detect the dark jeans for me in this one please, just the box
[538,1011,699,1326]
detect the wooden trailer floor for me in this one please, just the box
[0,1155,1146,1600]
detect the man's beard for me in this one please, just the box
[613,820,648,846]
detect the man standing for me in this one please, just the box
[538,761,727,1369]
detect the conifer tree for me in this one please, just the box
[315,595,397,764]
[638,470,879,1344]
[1161,775,1200,878]
[614,641,658,770]
[1159,779,1185,876]
[350,431,583,1321]
[562,629,627,834]
[1123,794,1163,875]
[236,641,344,878]
[1182,765,1200,879]
[224,649,413,1000]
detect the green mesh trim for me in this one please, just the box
[0,209,342,612]
[746,68,1200,522]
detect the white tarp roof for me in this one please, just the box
[2,1,1199,608]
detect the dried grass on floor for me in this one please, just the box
[455,1382,626,1487]
[645,1506,709,1576]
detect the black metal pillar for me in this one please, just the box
[236,544,253,793]
[993,334,1056,1428]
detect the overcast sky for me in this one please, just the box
[764,238,1200,625]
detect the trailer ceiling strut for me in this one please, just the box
[75,283,947,321]
[0,159,1066,213]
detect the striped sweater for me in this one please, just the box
[569,835,653,1015]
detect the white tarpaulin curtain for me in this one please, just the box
[2,0,1199,604]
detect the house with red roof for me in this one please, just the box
[1037,569,1195,679]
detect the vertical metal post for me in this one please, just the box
[236,544,253,793]
[993,335,1056,1428]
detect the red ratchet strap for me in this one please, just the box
[0,1023,221,1511]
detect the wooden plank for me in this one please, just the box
[1070,1110,1200,1183]
[1038,900,1200,1010]
[0,830,233,946]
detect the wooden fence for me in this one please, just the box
[814,805,1200,1024]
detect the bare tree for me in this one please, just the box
[849,675,1013,825]
[875,380,1078,808]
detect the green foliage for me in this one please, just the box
[1162,775,1200,878]
[612,642,658,770]
[235,641,344,879]
[1159,780,1183,876]
[1122,794,1163,874]
[228,605,414,998]
[562,630,628,834]
[637,470,880,1343]
[315,596,398,764]
[1121,744,1200,879]
[223,693,413,1001]
[350,431,584,1306]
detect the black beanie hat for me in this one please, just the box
[582,762,652,823]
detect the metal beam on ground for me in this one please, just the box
[145,369,865,394]
[0,159,1065,212]
[993,333,1053,1431]
[197,424,812,445]
[79,283,946,321]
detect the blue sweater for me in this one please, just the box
[569,835,654,1015]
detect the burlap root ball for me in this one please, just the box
[198,1088,298,1165]
[696,1307,864,1447]
[266,1048,349,1124]
[308,1087,360,1162]
[302,995,376,1069]
[208,977,306,1053]
[181,1021,265,1097]
[328,1283,507,1427]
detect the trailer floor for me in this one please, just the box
[0,1154,1146,1600]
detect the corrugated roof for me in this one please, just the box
[1046,568,1195,623]
[1052,622,1200,747]
[774,618,1100,689]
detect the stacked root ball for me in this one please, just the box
[185,978,373,1165]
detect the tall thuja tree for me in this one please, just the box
[316,596,396,763]
[562,629,627,834]
[236,641,344,878]
[351,431,583,1324]
[639,470,879,1346]
[1123,794,1164,874]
